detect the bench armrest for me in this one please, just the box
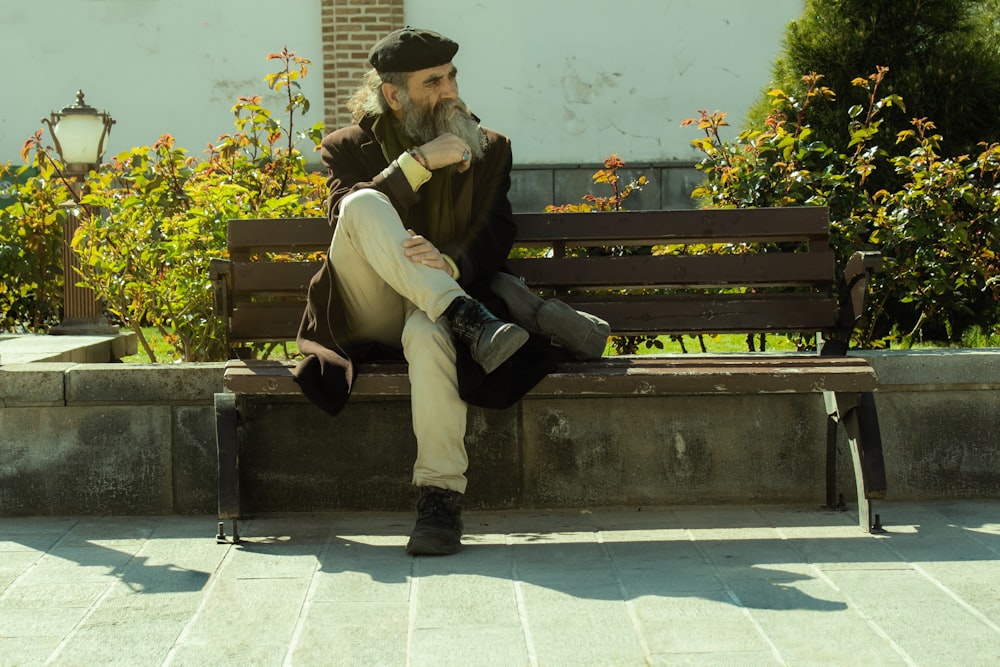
[209,257,233,317]
[839,250,882,336]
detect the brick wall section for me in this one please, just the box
[321,0,405,131]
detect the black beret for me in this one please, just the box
[368,27,459,74]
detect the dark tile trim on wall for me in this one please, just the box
[510,162,702,213]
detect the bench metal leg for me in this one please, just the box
[824,391,888,533]
[215,392,242,543]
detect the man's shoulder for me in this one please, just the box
[320,120,376,155]
[481,127,512,156]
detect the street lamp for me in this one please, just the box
[42,90,119,335]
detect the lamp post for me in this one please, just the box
[42,90,119,335]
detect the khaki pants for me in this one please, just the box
[329,189,470,493]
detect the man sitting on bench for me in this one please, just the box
[293,27,607,556]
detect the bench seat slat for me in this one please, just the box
[507,253,836,289]
[222,356,876,397]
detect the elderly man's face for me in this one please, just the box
[404,62,458,115]
[382,61,486,160]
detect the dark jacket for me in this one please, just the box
[292,114,557,417]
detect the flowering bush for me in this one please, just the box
[8,47,326,360]
[683,68,1000,346]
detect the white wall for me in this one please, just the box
[0,0,324,165]
[406,0,801,164]
[1,0,801,167]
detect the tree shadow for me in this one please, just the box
[2,517,212,595]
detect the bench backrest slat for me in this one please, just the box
[218,207,846,348]
[565,294,839,335]
[507,253,835,290]
[513,207,829,245]
[231,261,323,295]
[227,218,332,257]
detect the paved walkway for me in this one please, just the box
[2,501,999,666]
[0,333,136,364]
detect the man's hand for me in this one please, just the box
[417,133,472,173]
[403,229,454,277]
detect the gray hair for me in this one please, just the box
[346,69,409,122]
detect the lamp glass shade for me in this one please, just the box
[53,113,107,165]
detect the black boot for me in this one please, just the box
[489,272,611,360]
[444,296,528,374]
[406,486,464,556]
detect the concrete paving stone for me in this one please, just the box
[241,514,340,541]
[412,574,521,628]
[85,591,206,625]
[694,542,818,584]
[165,642,289,667]
[0,551,47,588]
[729,579,909,664]
[516,565,622,594]
[408,626,528,667]
[0,581,110,610]
[767,532,906,570]
[932,500,1000,533]
[288,601,408,665]
[878,509,1000,563]
[647,650,780,666]
[525,607,648,665]
[58,517,161,546]
[13,546,140,586]
[413,533,512,575]
[604,541,726,595]
[47,619,184,667]
[0,606,89,638]
[176,576,310,648]
[616,566,725,598]
[659,505,780,530]
[0,517,77,552]
[632,593,773,655]
[1,503,999,666]
[216,545,322,581]
[310,567,411,604]
[905,560,1000,626]
[0,636,63,667]
[824,568,1000,664]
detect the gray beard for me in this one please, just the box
[400,96,488,163]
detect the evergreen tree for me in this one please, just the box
[749,0,1000,170]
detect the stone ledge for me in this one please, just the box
[855,348,1000,390]
[0,332,137,364]
[0,363,75,407]
[65,363,225,405]
[1,350,999,516]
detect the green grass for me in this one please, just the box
[121,328,302,363]
[121,329,802,363]
[120,329,182,363]
[123,326,999,363]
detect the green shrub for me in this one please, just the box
[749,0,1000,192]
[14,47,327,361]
[685,68,1000,346]
[0,160,66,332]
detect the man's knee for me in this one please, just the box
[403,312,456,363]
[338,189,394,228]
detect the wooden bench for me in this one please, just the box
[209,206,887,542]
